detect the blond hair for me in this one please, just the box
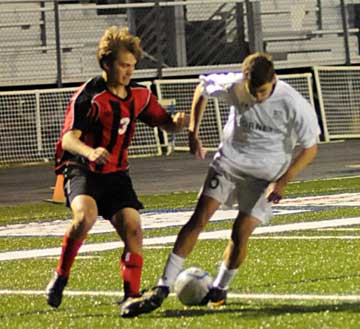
[96,26,143,70]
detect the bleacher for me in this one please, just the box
[261,0,360,65]
[0,0,359,87]
[0,1,127,86]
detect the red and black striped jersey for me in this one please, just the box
[55,76,172,174]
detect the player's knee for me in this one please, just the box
[116,213,141,236]
[127,221,143,239]
[71,207,97,233]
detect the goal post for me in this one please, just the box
[158,98,176,155]
[0,88,75,164]
[314,65,360,142]
[154,78,223,154]
[129,80,163,158]
[1,72,337,165]
[278,73,315,107]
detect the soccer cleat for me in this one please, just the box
[120,285,169,318]
[202,286,227,308]
[46,272,68,308]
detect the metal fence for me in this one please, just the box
[0,71,320,164]
[0,0,360,88]
[0,67,359,164]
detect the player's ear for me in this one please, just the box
[242,69,249,80]
[100,57,112,72]
[102,61,110,71]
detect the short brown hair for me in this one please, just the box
[96,26,143,70]
[242,52,275,88]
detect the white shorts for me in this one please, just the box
[201,166,272,224]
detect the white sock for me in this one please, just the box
[212,262,238,289]
[157,252,185,289]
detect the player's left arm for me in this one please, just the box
[268,144,318,203]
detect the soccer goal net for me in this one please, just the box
[0,81,161,164]
[155,78,223,153]
[0,73,321,165]
[314,66,360,142]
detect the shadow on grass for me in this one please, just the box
[0,300,118,320]
[160,301,360,319]
[0,306,76,319]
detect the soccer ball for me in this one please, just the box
[174,267,213,306]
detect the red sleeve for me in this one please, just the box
[138,93,172,127]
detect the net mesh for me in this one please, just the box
[314,67,360,140]
[0,81,161,164]
[155,79,222,152]
[0,73,322,164]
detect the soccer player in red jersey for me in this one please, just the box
[46,26,188,310]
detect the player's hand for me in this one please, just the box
[266,180,286,204]
[267,191,282,204]
[87,147,110,165]
[189,132,207,160]
[172,112,190,132]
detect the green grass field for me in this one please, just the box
[1,177,360,328]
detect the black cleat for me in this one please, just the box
[46,272,68,308]
[202,286,227,308]
[120,286,169,318]
[116,292,142,306]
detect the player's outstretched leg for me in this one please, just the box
[120,286,169,318]
[46,272,68,308]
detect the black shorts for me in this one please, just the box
[63,166,143,219]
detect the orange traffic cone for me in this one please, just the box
[45,174,65,203]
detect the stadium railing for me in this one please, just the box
[0,0,360,88]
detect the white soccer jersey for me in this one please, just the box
[199,72,321,182]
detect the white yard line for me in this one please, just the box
[2,192,360,238]
[1,217,360,261]
[226,293,360,302]
[1,289,360,302]
[252,217,360,234]
[318,228,360,231]
[251,235,360,240]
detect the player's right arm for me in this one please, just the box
[188,83,208,160]
[62,130,109,165]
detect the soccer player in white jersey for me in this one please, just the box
[121,52,320,317]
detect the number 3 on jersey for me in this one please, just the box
[118,117,130,135]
